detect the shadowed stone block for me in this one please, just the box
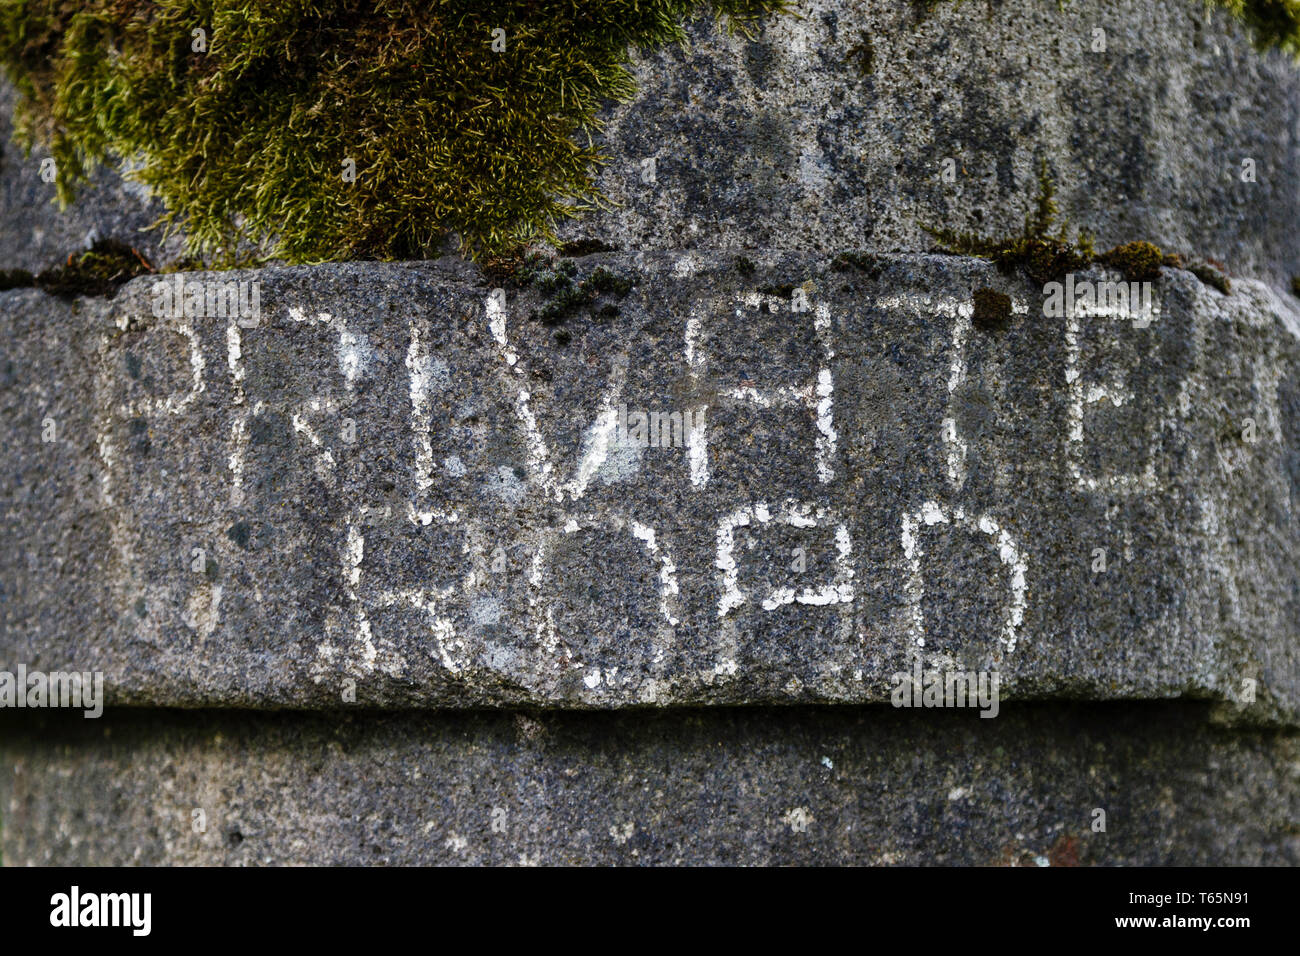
[2,703,1296,865]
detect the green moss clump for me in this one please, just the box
[971,287,1011,331]
[1099,241,1165,282]
[1189,261,1232,294]
[0,1,788,265]
[926,159,1096,285]
[4,0,1294,270]
[528,259,635,324]
[1215,0,1300,56]
[584,266,634,298]
[925,159,1198,286]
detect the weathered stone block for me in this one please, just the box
[2,253,1295,720]
[2,702,1296,865]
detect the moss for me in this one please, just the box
[926,159,1097,285]
[1189,261,1232,294]
[484,251,554,290]
[0,267,33,291]
[1215,0,1300,56]
[1290,275,1300,298]
[925,159,1200,287]
[0,238,150,298]
[1099,241,1165,282]
[528,259,636,325]
[972,287,1012,332]
[585,266,633,297]
[3,0,1294,269]
[0,0,789,265]
[536,259,581,295]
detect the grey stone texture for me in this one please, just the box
[1,0,1298,285]
[0,83,181,275]
[2,702,1297,865]
[565,0,1300,287]
[1,254,1296,720]
[2,0,1299,866]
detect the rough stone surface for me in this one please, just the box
[1,0,1298,868]
[567,0,1300,287]
[1,1,1298,285]
[0,83,181,275]
[2,702,1296,865]
[1,253,1297,718]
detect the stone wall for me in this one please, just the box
[1,0,1298,864]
